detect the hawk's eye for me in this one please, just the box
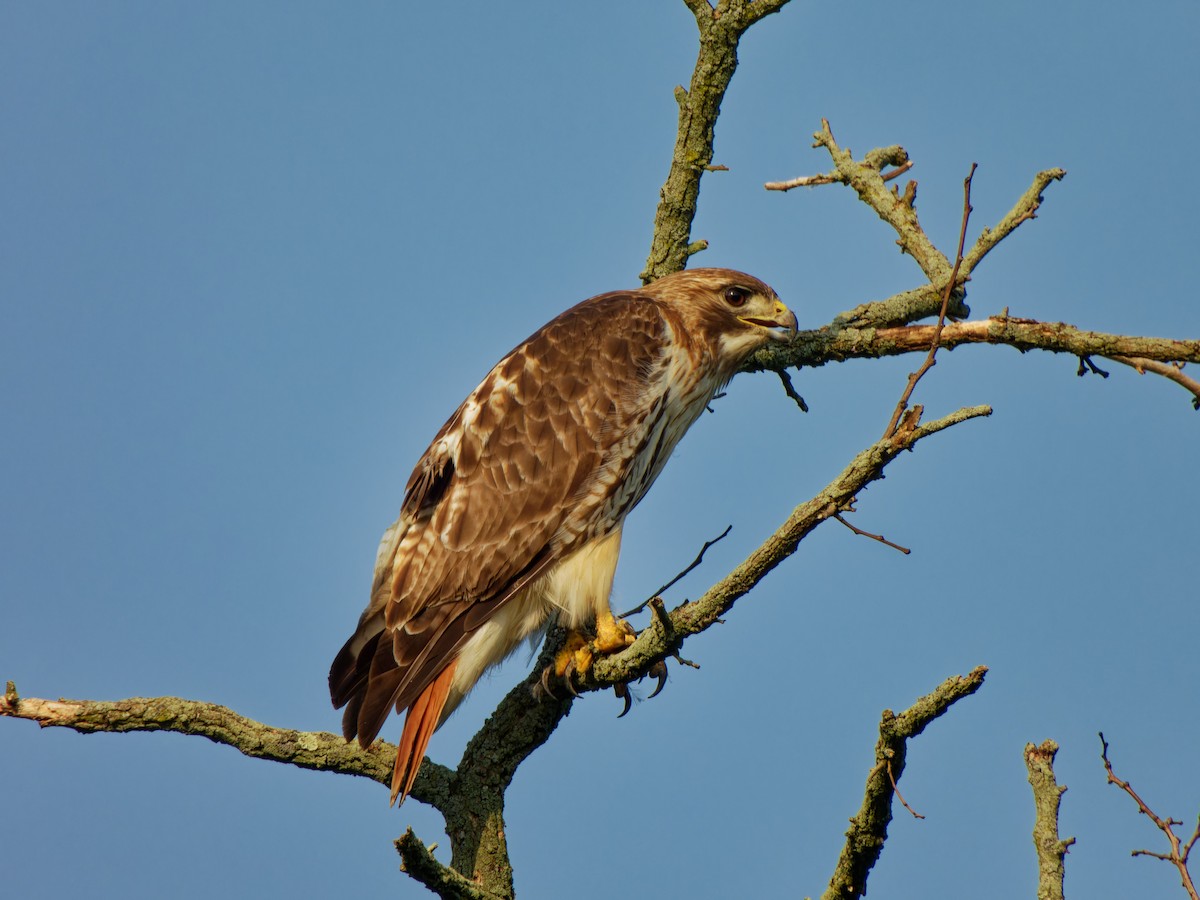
[724,286,750,308]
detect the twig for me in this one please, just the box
[764,158,912,191]
[776,368,809,411]
[833,512,911,554]
[621,525,733,617]
[1100,732,1199,900]
[1111,356,1200,410]
[1025,740,1075,900]
[882,163,976,439]
[886,758,925,819]
[1076,355,1110,378]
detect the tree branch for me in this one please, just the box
[820,666,989,900]
[1025,740,1075,900]
[396,828,504,900]
[1100,733,1200,900]
[743,318,1200,405]
[0,681,419,789]
[641,0,791,282]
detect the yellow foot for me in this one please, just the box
[542,611,637,698]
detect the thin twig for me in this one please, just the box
[1100,732,1199,900]
[621,525,733,617]
[1111,356,1200,410]
[833,512,911,554]
[777,368,809,411]
[886,758,925,819]
[882,163,977,439]
[1076,355,1110,378]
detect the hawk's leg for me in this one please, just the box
[540,611,668,709]
[553,609,635,681]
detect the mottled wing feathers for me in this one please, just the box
[329,292,672,746]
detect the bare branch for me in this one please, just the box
[810,120,953,284]
[882,162,977,439]
[396,828,505,900]
[776,367,809,411]
[0,683,426,790]
[641,0,792,281]
[1111,356,1200,410]
[1025,740,1075,900]
[1100,733,1200,900]
[833,512,911,555]
[621,524,733,617]
[964,167,1068,272]
[886,759,925,819]
[744,318,1200,390]
[820,667,989,900]
[764,152,912,191]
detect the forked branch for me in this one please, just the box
[820,667,989,900]
[1100,733,1200,900]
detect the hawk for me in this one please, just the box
[329,268,797,804]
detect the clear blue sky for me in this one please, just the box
[3,3,1197,898]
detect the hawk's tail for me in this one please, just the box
[390,659,458,806]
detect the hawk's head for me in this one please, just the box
[642,267,797,377]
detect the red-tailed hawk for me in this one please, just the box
[329,268,797,804]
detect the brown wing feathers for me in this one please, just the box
[329,288,685,804]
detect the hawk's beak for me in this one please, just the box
[740,300,798,342]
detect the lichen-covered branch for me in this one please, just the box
[641,0,791,282]
[396,829,503,900]
[774,121,1066,328]
[0,681,424,788]
[751,318,1200,374]
[438,655,573,895]
[820,667,989,900]
[1026,740,1075,900]
[742,317,1200,409]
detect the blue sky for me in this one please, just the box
[2,3,1197,898]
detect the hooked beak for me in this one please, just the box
[739,300,798,342]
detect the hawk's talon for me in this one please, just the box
[539,664,560,700]
[646,660,668,699]
[614,682,632,718]
[561,658,581,697]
